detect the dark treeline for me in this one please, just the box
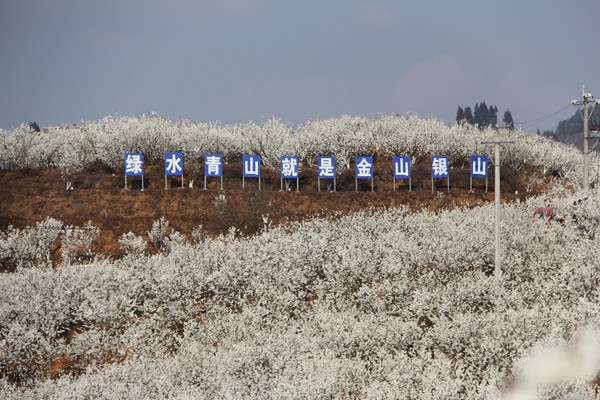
[456,102,514,130]
[540,106,600,146]
[555,106,600,135]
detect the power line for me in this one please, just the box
[517,104,572,130]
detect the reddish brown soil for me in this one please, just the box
[0,156,565,384]
[0,156,558,258]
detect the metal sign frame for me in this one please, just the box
[470,155,488,192]
[317,156,336,192]
[204,154,224,190]
[393,156,411,191]
[124,152,144,191]
[431,155,449,193]
[280,156,299,192]
[355,156,374,192]
[164,152,184,190]
[242,155,261,190]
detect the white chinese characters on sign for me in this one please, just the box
[470,155,488,178]
[393,156,411,178]
[125,153,143,176]
[205,154,223,177]
[431,156,449,178]
[356,156,373,179]
[165,153,183,175]
[318,156,335,178]
[281,156,298,178]
[243,155,261,178]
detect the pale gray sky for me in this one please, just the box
[1,0,598,132]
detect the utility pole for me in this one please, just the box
[571,87,600,190]
[584,95,589,190]
[481,139,514,279]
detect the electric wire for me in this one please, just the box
[517,104,572,130]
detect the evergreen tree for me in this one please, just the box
[480,102,489,129]
[464,107,474,125]
[29,121,40,133]
[556,106,600,135]
[490,106,498,127]
[453,102,500,128]
[503,110,514,130]
[456,106,464,124]
[473,103,481,128]
[542,130,559,140]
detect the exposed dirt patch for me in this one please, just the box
[0,157,567,385]
[0,156,559,258]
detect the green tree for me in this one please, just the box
[29,121,40,133]
[556,106,600,135]
[464,107,474,125]
[503,110,514,130]
[490,105,498,128]
[456,106,464,124]
[455,102,500,128]
[473,103,481,128]
[480,102,489,128]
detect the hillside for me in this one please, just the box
[1,113,591,260]
[2,115,600,399]
[543,105,600,153]
[0,156,551,262]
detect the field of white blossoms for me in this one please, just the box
[2,115,600,399]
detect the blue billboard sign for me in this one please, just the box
[470,155,488,178]
[243,155,261,178]
[125,153,143,176]
[205,154,223,177]
[318,156,336,178]
[431,156,449,178]
[393,156,411,178]
[281,156,299,178]
[165,153,183,175]
[355,156,373,179]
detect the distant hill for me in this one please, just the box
[542,129,586,152]
[543,106,600,153]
